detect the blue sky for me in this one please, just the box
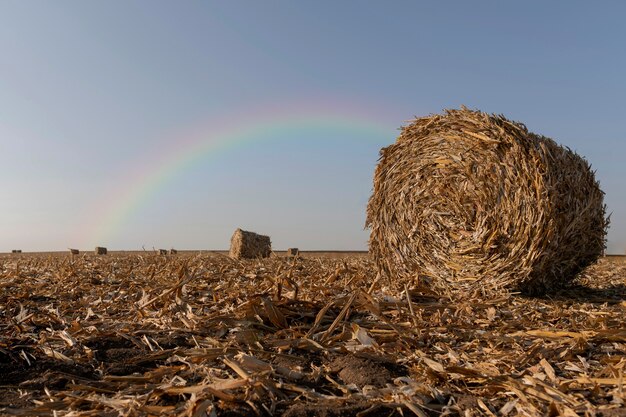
[0,1,625,253]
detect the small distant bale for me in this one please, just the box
[12,250,22,253]
[287,248,299,257]
[159,249,168,255]
[169,249,178,255]
[69,248,79,255]
[95,247,107,255]
[229,228,271,259]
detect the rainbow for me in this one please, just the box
[82,99,400,246]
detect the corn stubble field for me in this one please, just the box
[0,252,625,416]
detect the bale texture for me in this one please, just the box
[230,228,272,259]
[95,247,108,255]
[366,108,608,294]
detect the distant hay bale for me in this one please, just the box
[229,228,271,259]
[11,249,22,253]
[287,248,300,257]
[159,249,168,255]
[169,249,178,255]
[95,247,108,255]
[366,108,608,295]
[69,248,79,255]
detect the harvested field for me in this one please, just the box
[0,252,624,416]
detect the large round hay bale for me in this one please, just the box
[366,108,608,295]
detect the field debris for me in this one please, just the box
[367,108,608,296]
[287,248,299,258]
[230,228,272,259]
[0,252,624,416]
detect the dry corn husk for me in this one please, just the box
[0,251,624,415]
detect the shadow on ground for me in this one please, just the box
[551,283,626,303]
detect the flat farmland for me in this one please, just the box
[0,252,624,416]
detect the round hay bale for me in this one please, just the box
[230,228,272,259]
[366,108,608,295]
[95,246,108,255]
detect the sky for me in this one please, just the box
[0,1,625,253]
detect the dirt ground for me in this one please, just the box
[0,252,624,416]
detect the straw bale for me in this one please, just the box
[229,228,271,259]
[159,249,168,255]
[169,249,178,255]
[366,108,608,295]
[11,249,22,253]
[287,248,299,257]
[95,246,108,255]
[69,248,79,255]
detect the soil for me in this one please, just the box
[0,357,96,388]
[283,401,377,417]
[329,355,396,387]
